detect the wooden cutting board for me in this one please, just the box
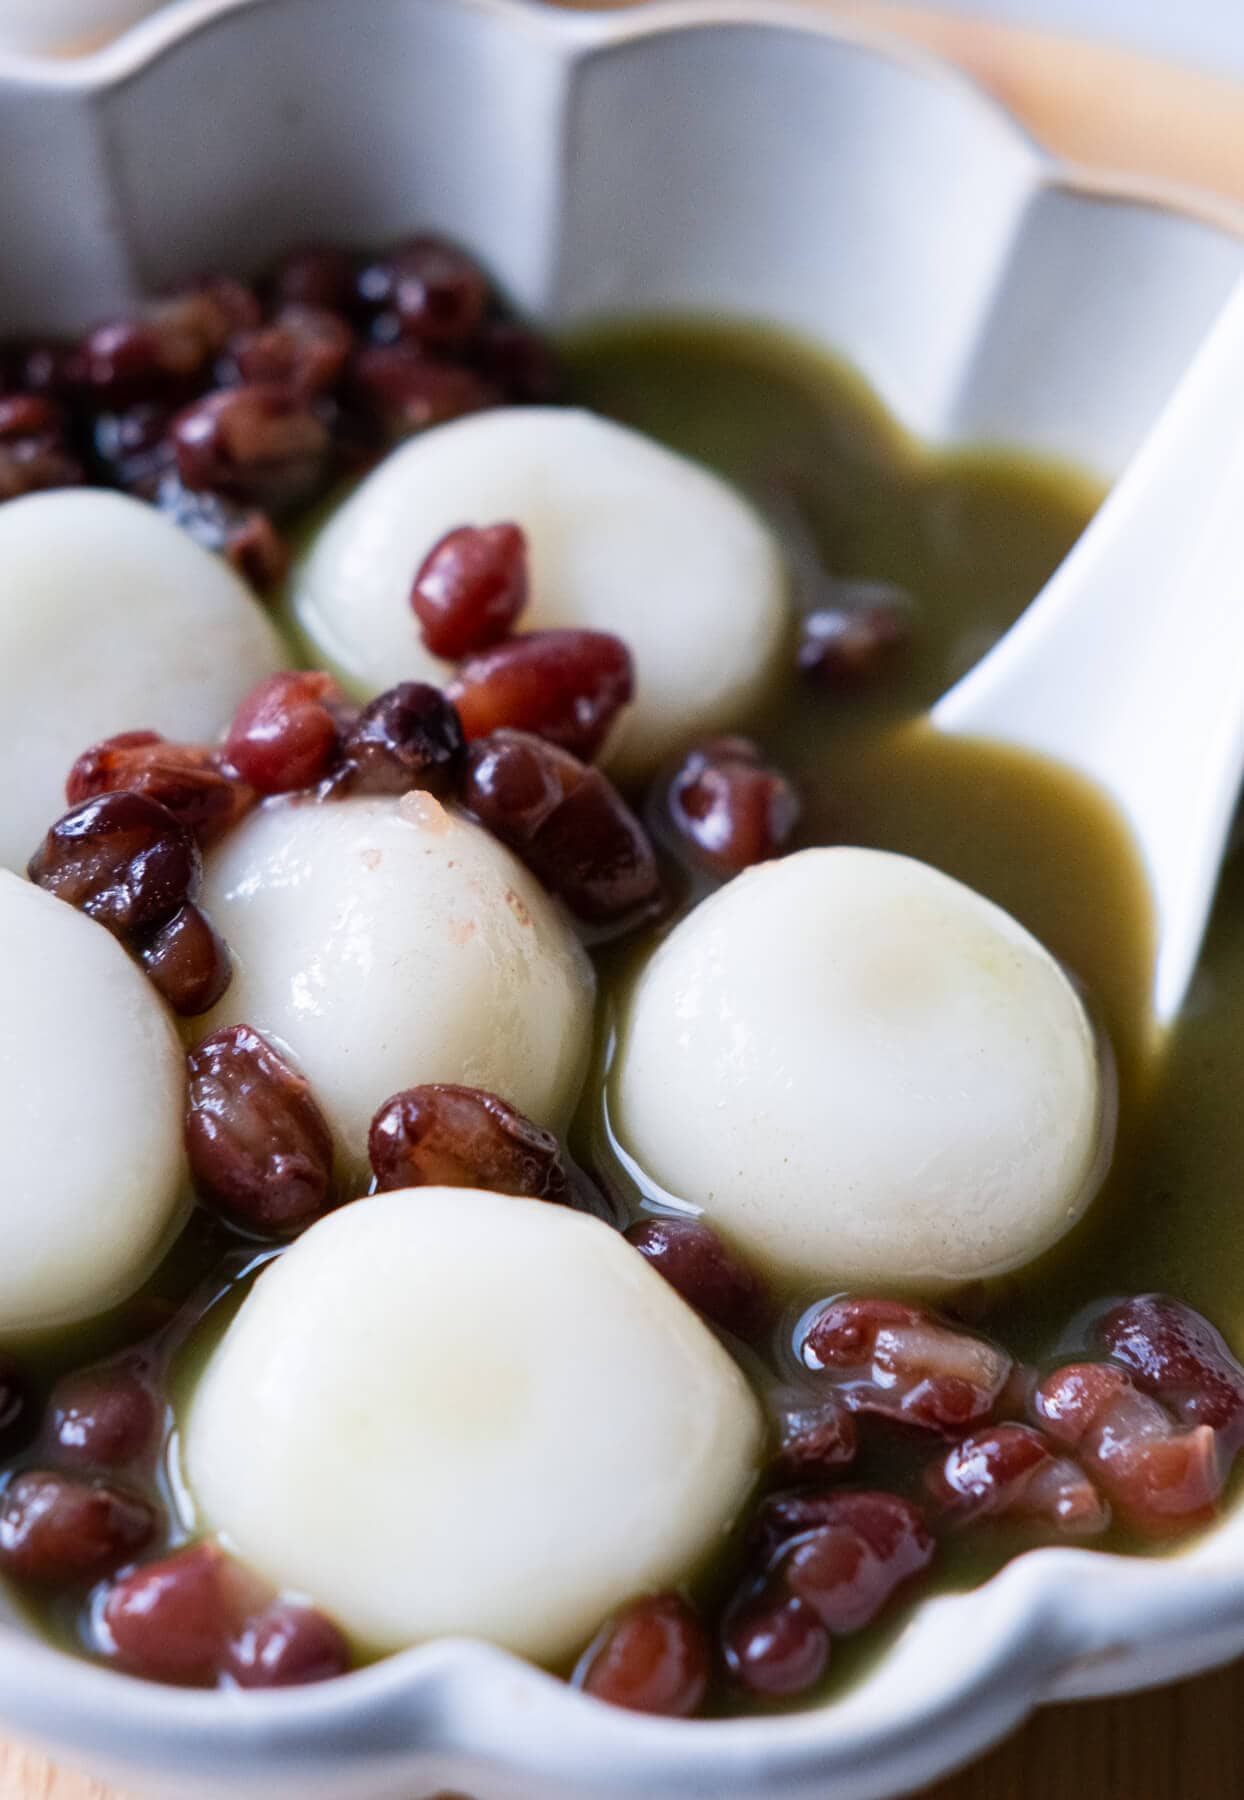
[6,5,1244,1797]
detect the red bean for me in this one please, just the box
[224,1601,351,1690]
[624,1217,771,1341]
[773,1492,934,1634]
[0,1472,156,1585]
[350,346,498,443]
[0,1355,33,1458]
[171,383,330,513]
[338,682,465,798]
[0,394,83,499]
[411,523,529,659]
[471,319,561,404]
[18,341,87,399]
[102,1543,261,1685]
[49,1359,161,1471]
[28,792,199,937]
[1097,1295,1244,1445]
[185,1025,335,1236]
[82,318,203,404]
[369,1085,568,1201]
[928,1424,1109,1536]
[721,1587,829,1698]
[797,585,912,687]
[224,305,353,399]
[580,1595,710,1718]
[463,730,662,932]
[769,1396,857,1482]
[222,507,289,594]
[271,246,356,316]
[448,630,633,764]
[798,1296,1012,1434]
[224,671,346,795]
[356,238,489,350]
[1032,1362,1221,1537]
[666,737,800,877]
[139,903,233,1016]
[67,733,255,847]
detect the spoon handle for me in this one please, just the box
[934,275,1244,1021]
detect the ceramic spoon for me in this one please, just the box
[933,274,1244,1024]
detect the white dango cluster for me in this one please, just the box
[0,407,1109,1671]
[288,407,789,779]
[612,847,1106,1293]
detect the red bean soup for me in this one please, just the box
[3,244,1244,1720]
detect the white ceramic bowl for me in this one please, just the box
[1,2,1243,1795]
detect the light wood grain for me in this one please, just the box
[6,4,1243,1797]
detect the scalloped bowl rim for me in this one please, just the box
[0,2,1242,1795]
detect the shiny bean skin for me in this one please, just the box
[624,1217,772,1341]
[799,1297,1012,1434]
[369,1085,568,1202]
[580,1595,710,1718]
[185,1025,335,1236]
[223,1601,351,1689]
[448,630,633,764]
[28,792,199,937]
[49,1359,162,1472]
[0,1472,156,1585]
[410,523,529,659]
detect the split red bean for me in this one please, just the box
[410,523,529,659]
[66,732,255,847]
[1096,1295,1244,1446]
[171,383,330,513]
[0,1471,156,1586]
[798,1296,1012,1434]
[448,630,633,764]
[369,1084,568,1202]
[928,1424,1109,1536]
[666,737,800,877]
[185,1025,335,1236]
[1032,1362,1221,1537]
[224,671,346,795]
[223,1601,351,1690]
[49,1359,162,1472]
[339,682,465,798]
[28,791,199,937]
[463,730,662,932]
[624,1216,772,1341]
[580,1595,710,1718]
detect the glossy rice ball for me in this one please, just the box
[613,847,1105,1292]
[199,793,594,1182]
[0,491,284,872]
[0,872,185,1332]
[183,1186,764,1660]
[288,408,788,779]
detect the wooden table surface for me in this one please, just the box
[8,4,1244,1798]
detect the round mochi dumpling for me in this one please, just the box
[288,407,788,779]
[183,1186,764,1660]
[613,847,1105,1293]
[199,792,594,1181]
[0,872,185,1334]
[0,490,284,874]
